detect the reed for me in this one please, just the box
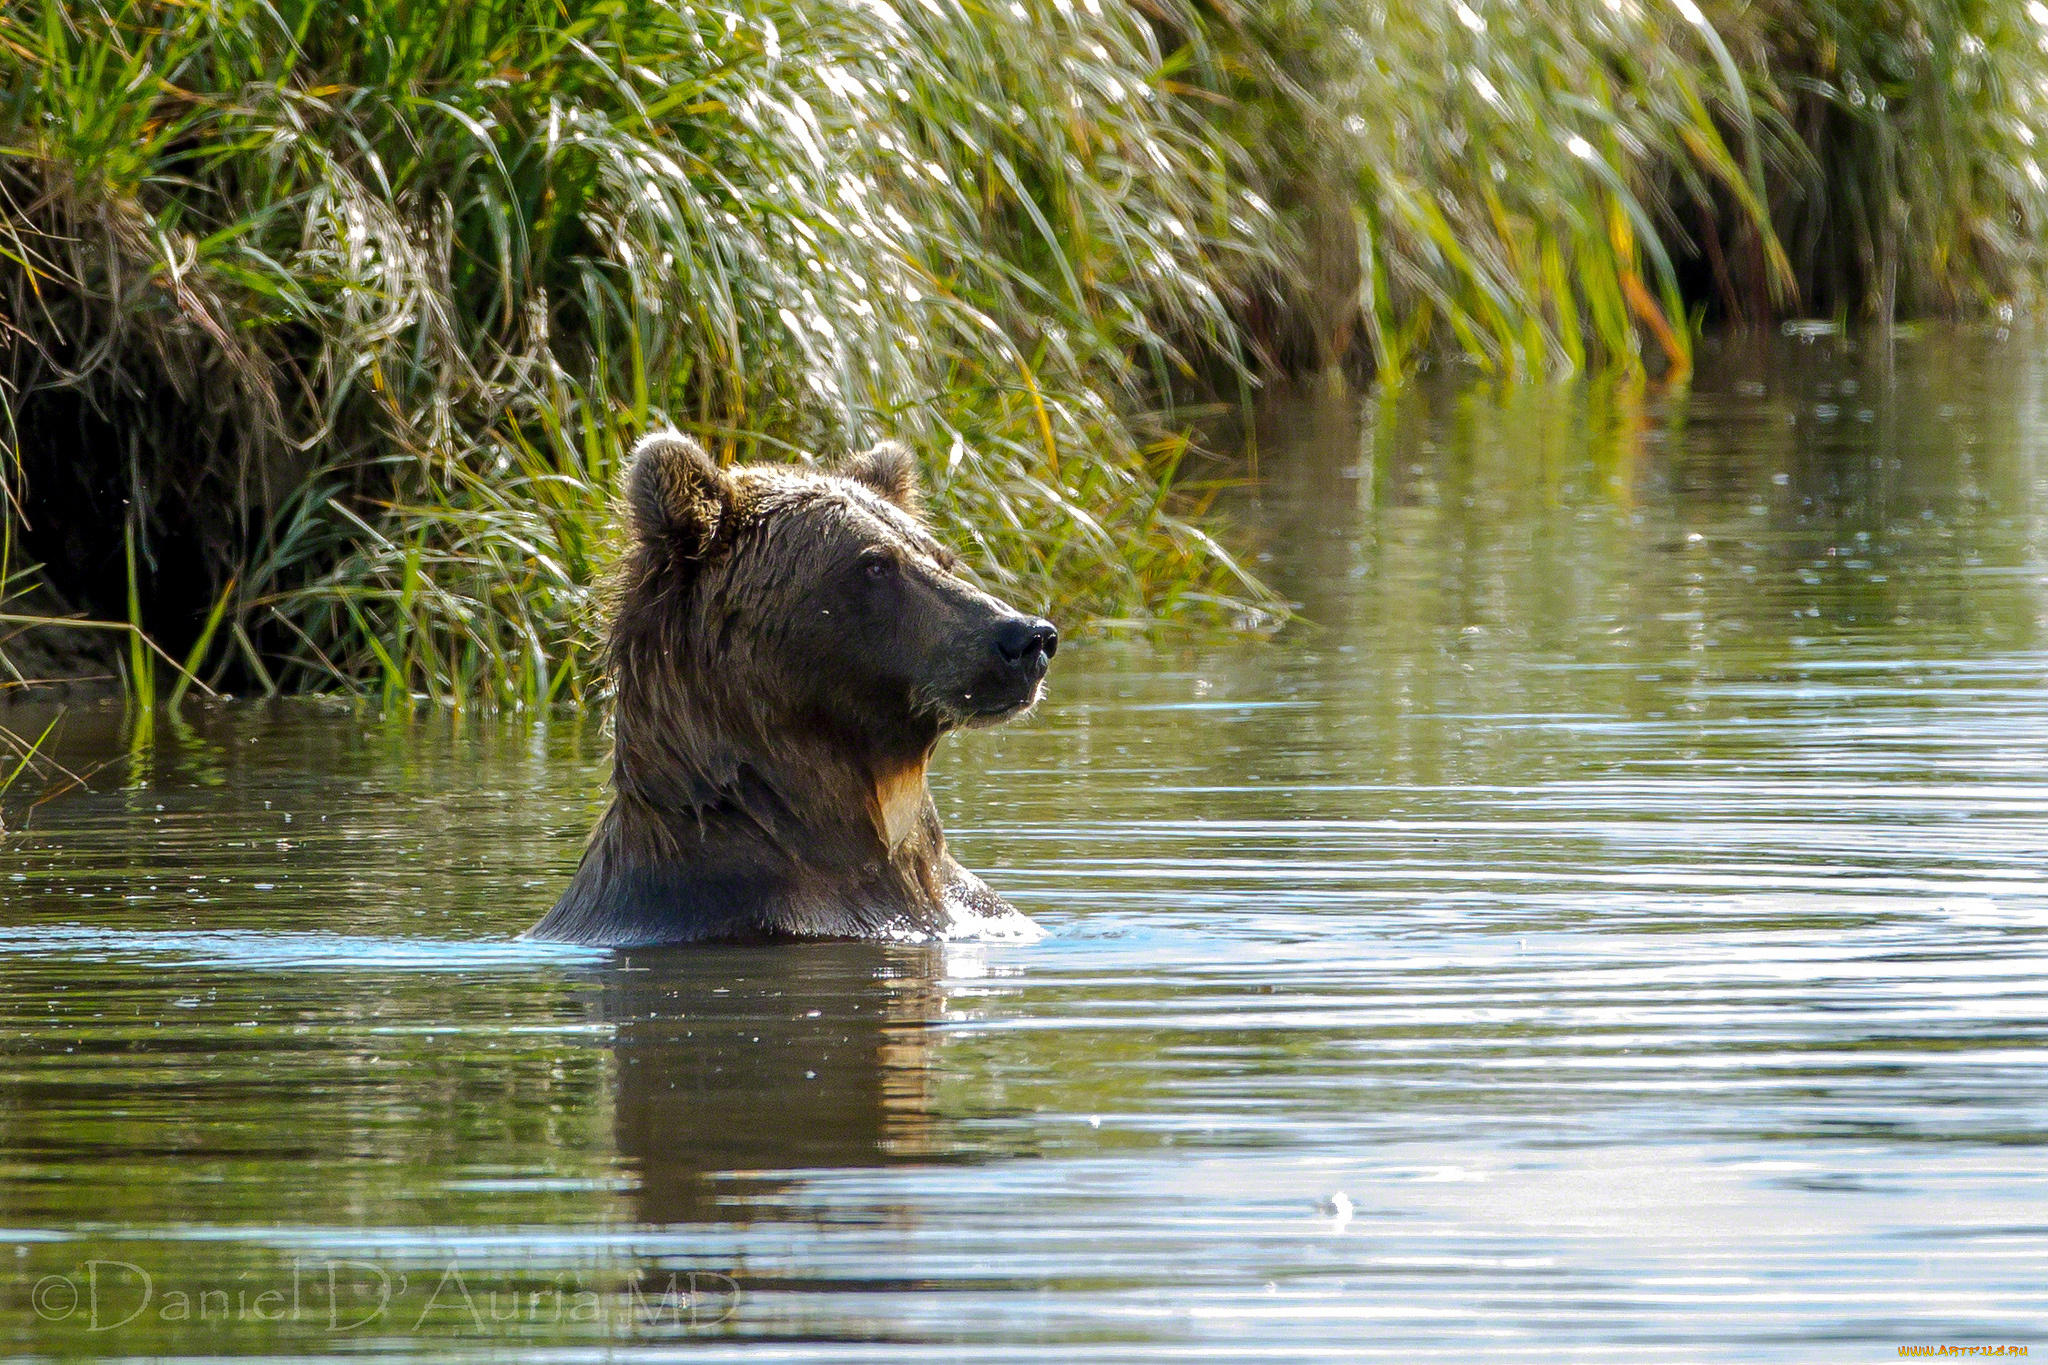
[2,0,2044,703]
[1214,0,2048,379]
[1732,0,2048,320]
[0,0,1275,705]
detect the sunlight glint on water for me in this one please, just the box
[3,329,2047,1360]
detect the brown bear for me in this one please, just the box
[526,432,1057,945]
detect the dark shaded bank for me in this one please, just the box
[4,0,2046,700]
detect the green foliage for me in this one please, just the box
[1212,0,1768,378]
[0,0,1275,706]
[1214,0,2048,377]
[1732,0,2048,319]
[3,0,2047,705]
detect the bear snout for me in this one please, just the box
[992,616,1059,679]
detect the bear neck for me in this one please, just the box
[619,735,937,862]
[581,704,953,940]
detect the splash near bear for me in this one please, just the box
[526,433,1057,945]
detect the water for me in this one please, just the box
[4,328,2048,1361]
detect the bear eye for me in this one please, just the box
[859,551,896,581]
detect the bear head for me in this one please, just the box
[603,432,1057,843]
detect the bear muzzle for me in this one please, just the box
[955,614,1057,723]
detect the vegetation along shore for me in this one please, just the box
[2,0,2044,704]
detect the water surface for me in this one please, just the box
[4,328,2047,1360]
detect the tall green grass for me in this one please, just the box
[0,0,1273,705]
[3,0,2047,705]
[1213,0,1761,378]
[1214,0,2048,378]
[1733,0,2048,320]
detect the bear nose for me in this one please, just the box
[994,616,1058,673]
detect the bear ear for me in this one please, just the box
[839,440,921,512]
[623,432,732,555]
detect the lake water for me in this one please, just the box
[4,329,2047,1361]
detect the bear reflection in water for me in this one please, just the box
[530,433,1055,947]
[593,944,960,1224]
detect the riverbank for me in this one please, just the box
[3,0,2044,702]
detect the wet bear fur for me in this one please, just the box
[526,433,1055,946]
